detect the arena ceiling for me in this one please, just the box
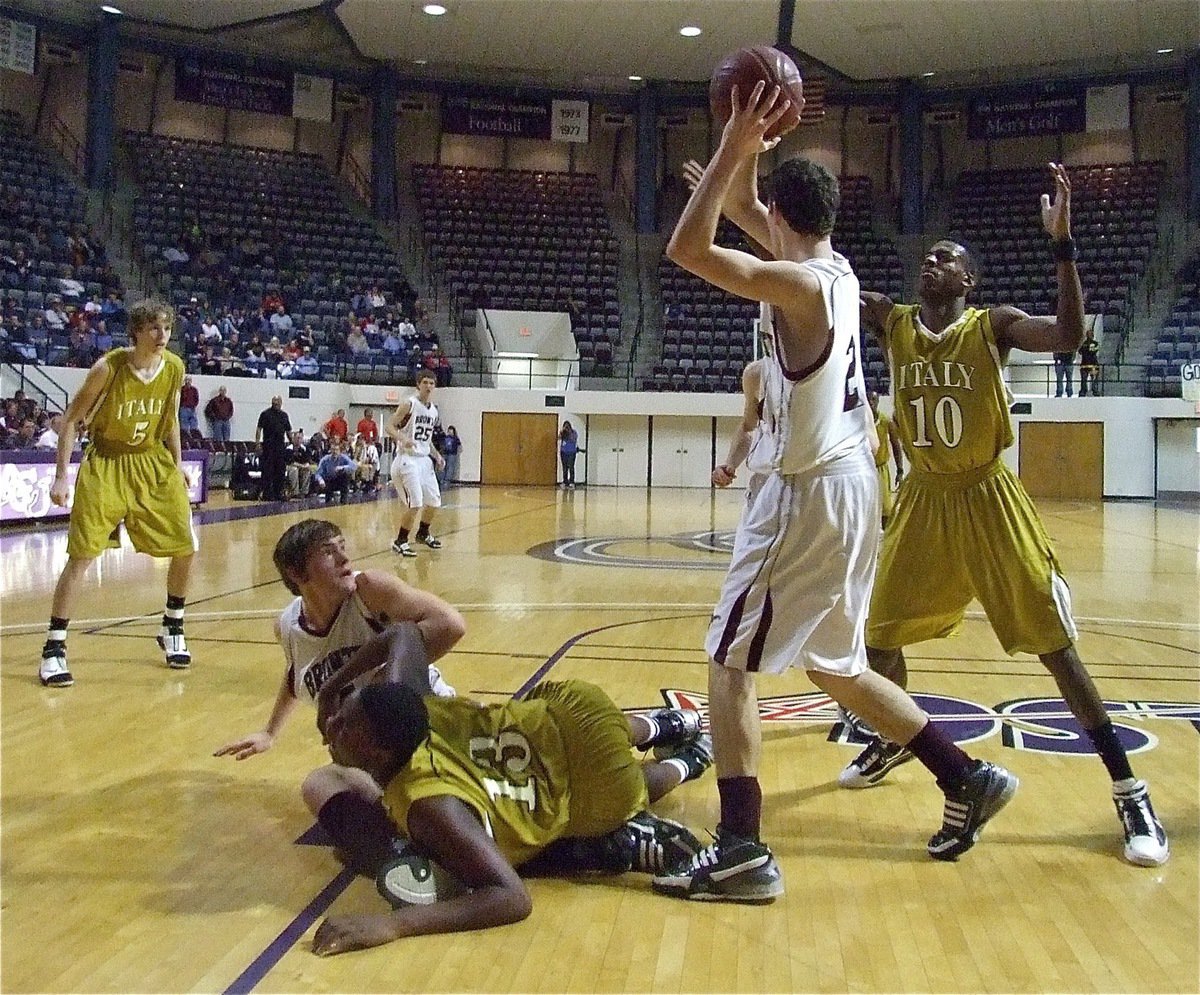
[7,0,1199,93]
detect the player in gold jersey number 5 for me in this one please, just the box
[38,299,198,688]
[850,163,1168,867]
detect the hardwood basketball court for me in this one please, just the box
[2,484,1197,993]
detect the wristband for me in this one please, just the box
[1050,237,1077,263]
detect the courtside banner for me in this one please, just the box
[967,88,1086,140]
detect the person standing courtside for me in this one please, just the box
[558,420,579,489]
[1078,328,1100,396]
[652,84,1017,903]
[255,394,292,502]
[387,371,445,557]
[39,299,197,687]
[204,385,233,442]
[849,164,1168,867]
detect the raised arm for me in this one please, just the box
[859,291,895,352]
[992,163,1084,356]
[311,795,531,955]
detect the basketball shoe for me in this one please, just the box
[419,534,442,549]
[643,708,703,752]
[157,628,191,669]
[392,540,417,557]
[927,760,1019,861]
[652,733,714,784]
[39,644,73,687]
[838,737,915,788]
[652,826,783,903]
[623,811,703,874]
[1113,779,1169,866]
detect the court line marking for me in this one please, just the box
[3,606,1197,636]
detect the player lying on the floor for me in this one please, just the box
[309,631,712,955]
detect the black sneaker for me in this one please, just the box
[1113,779,1169,866]
[39,646,73,687]
[419,534,442,549]
[652,826,783,903]
[645,708,703,752]
[375,840,468,907]
[838,737,915,789]
[624,811,703,874]
[927,761,1019,861]
[652,733,714,784]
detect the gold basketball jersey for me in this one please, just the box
[873,410,891,468]
[885,305,1013,474]
[382,696,573,866]
[85,349,183,457]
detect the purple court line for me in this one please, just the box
[223,867,356,995]
[221,611,705,992]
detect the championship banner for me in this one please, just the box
[0,15,37,75]
[443,95,590,143]
[174,57,333,122]
[967,87,1086,140]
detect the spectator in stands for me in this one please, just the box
[100,292,126,328]
[179,375,200,433]
[382,326,405,356]
[1,399,21,432]
[44,299,68,331]
[269,303,294,338]
[352,433,381,493]
[276,354,297,380]
[313,440,356,503]
[368,285,387,311]
[6,316,38,363]
[324,409,349,443]
[262,287,283,312]
[356,408,379,445]
[439,425,461,489]
[67,326,97,368]
[68,228,92,268]
[1078,330,1100,397]
[12,418,38,450]
[198,344,222,376]
[83,294,103,318]
[347,326,370,355]
[398,313,417,343]
[295,347,319,379]
[296,324,315,351]
[265,336,284,364]
[245,339,267,375]
[407,342,424,380]
[36,414,63,450]
[1,245,30,281]
[205,385,234,442]
[1053,350,1075,397]
[285,429,315,497]
[436,350,453,388]
[93,320,113,354]
[350,288,370,314]
[283,338,302,362]
[163,243,190,275]
[200,314,222,346]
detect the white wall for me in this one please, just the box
[1155,419,1200,495]
[30,368,1192,498]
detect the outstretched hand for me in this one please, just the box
[681,159,705,194]
[1040,162,1072,240]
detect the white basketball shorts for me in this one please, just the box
[391,453,442,510]
[706,453,879,677]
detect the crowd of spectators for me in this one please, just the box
[177,286,453,386]
[0,389,70,451]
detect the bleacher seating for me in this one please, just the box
[413,164,620,375]
[1,111,127,365]
[649,175,902,393]
[950,161,1163,329]
[1146,252,1200,396]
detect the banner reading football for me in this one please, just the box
[443,95,590,143]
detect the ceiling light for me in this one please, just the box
[679,26,702,38]
[628,75,642,81]
[100,4,122,13]
[413,59,428,65]
[423,3,447,15]
[922,71,935,78]
[1157,47,1174,54]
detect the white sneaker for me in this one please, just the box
[392,540,417,557]
[428,664,456,698]
[157,628,191,669]
[39,650,74,687]
[1113,779,1169,866]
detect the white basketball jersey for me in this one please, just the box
[278,590,384,703]
[398,396,438,457]
[766,254,873,475]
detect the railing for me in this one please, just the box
[3,361,70,414]
[342,150,370,205]
[46,114,85,176]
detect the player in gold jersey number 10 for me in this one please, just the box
[908,394,963,448]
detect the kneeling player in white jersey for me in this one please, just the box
[215,518,464,877]
[387,371,445,557]
[653,82,1017,904]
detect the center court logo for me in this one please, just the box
[528,530,736,569]
[630,689,1200,757]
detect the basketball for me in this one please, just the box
[709,45,804,139]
